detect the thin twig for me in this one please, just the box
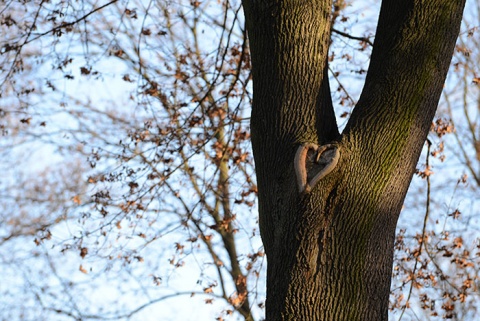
[332,28,373,46]
[398,140,432,321]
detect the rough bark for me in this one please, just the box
[242,1,466,320]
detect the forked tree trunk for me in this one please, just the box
[242,1,466,320]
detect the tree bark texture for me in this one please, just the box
[242,1,466,320]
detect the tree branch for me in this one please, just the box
[3,0,119,53]
[344,1,466,157]
[332,28,373,46]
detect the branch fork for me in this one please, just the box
[294,143,340,193]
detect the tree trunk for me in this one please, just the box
[242,1,466,320]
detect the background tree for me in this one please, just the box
[0,0,479,320]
